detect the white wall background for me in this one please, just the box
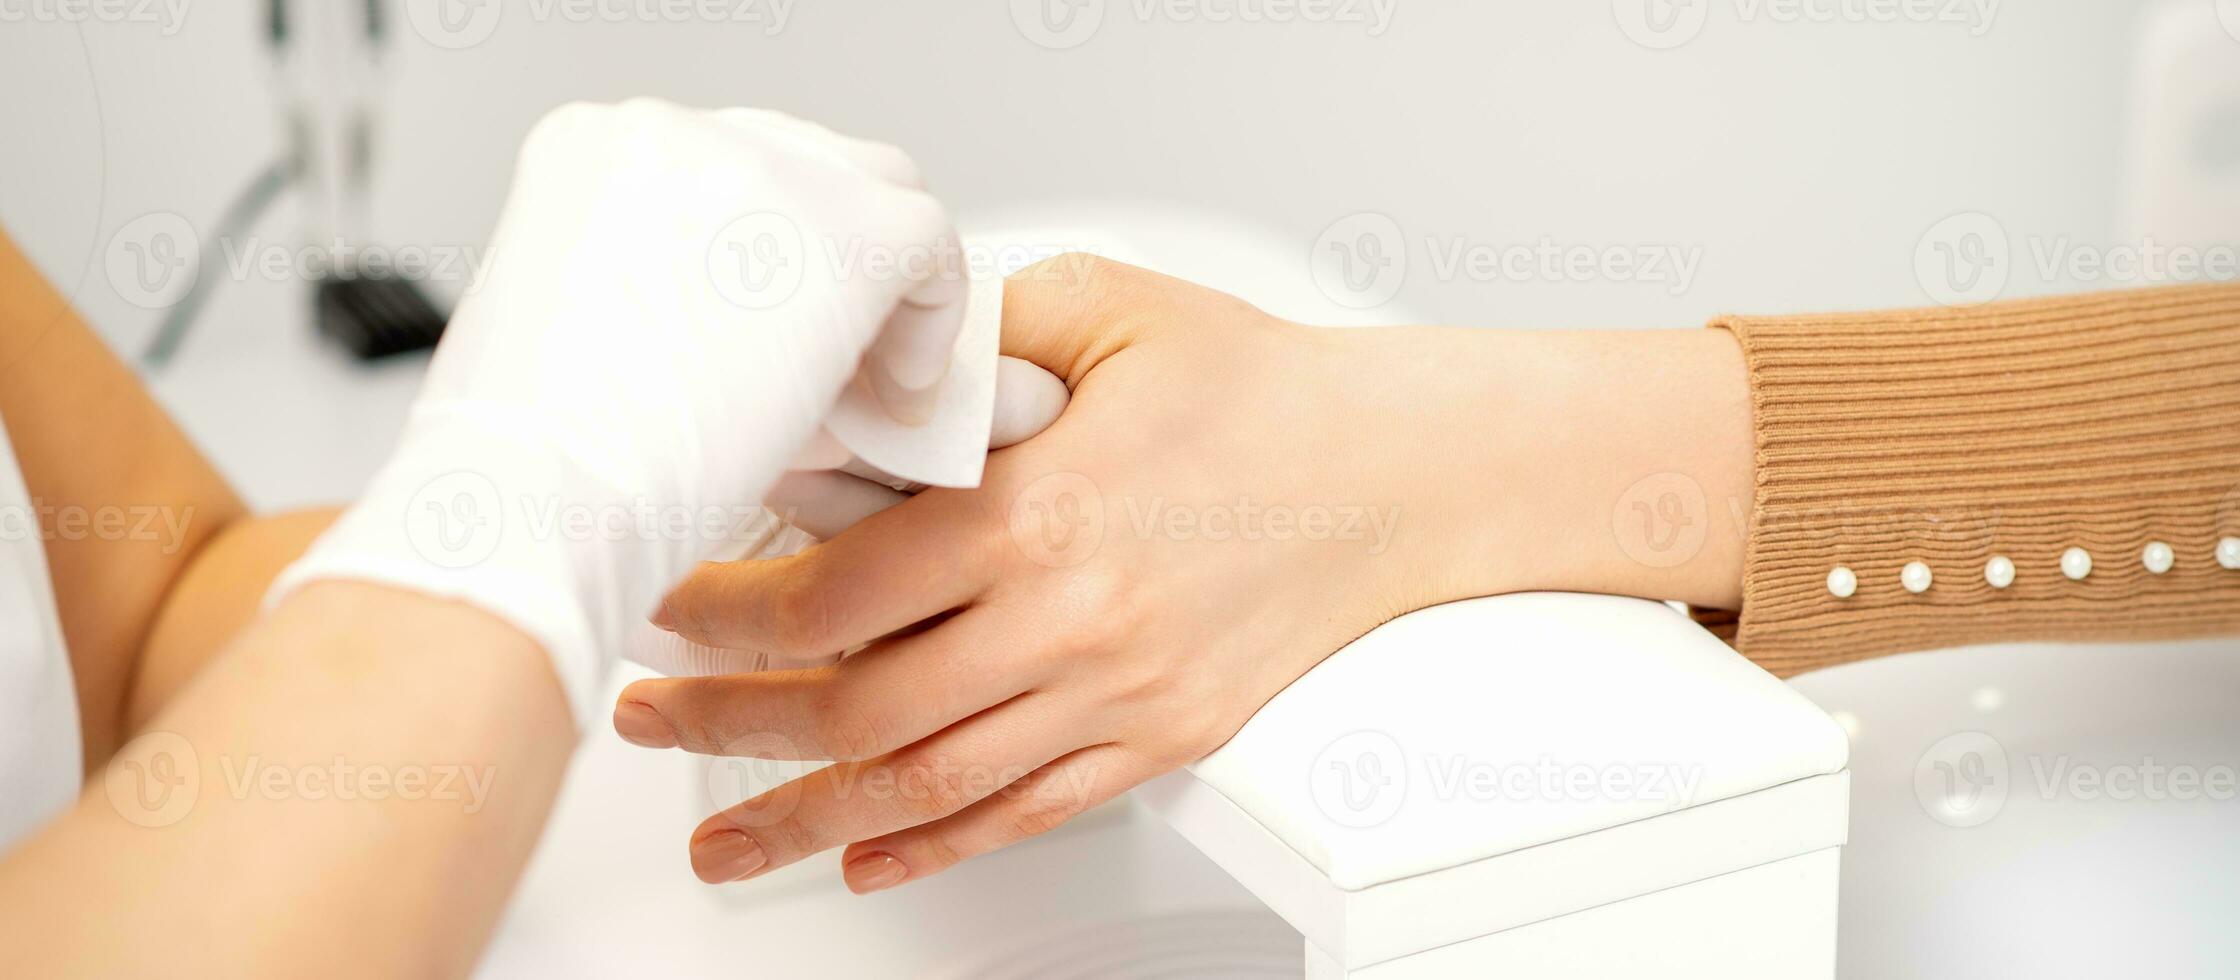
[0,0,2182,356]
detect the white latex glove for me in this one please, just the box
[269,100,970,726]
[623,354,1069,677]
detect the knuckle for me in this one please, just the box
[764,572,837,658]
[1005,788,1088,842]
[809,695,886,761]
[760,811,823,859]
[913,831,966,873]
[1045,571,1143,657]
[895,759,974,820]
[672,698,732,751]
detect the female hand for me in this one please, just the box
[614,256,1755,889]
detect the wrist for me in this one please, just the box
[1394,326,1754,611]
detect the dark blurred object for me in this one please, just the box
[314,269,449,360]
[143,0,446,368]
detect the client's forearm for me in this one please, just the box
[130,508,342,732]
[1352,325,1754,613]
[1482,327,1753,609]
[0,581,573,979]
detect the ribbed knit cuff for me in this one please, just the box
[1711,282,2240,676]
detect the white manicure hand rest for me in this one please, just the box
[1134,592,1852,978]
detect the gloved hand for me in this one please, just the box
[624,354,1070,677]
[269,100,973,726]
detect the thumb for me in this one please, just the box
[999,253,1160,386]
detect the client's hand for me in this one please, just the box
[616,256,1755,889]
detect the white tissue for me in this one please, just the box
[820,271,1003,489]
[620,270,1000,677]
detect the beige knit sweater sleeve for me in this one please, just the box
[1705,281,2240,677]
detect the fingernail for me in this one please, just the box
[612,700,677,749]
[693,830,768,883]
[842,851,908,894]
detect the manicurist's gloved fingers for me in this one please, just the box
[762,469,908,540]
[771,355,1070,536]
[680,694,1080,884]
[864,261,967,425]
[787,426,855,471]
[711,108,927,189]
[651,488,992,657]
[616,604,1045,761]
[709,106,963,424]
[989,355,1070,449]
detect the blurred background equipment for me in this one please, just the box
[140,0,446,367]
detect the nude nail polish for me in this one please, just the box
[843,852,907,894]
[612,700,677,749]
[694,830,768,883]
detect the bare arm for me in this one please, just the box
[0,223,567,976]
[0,225,251,770]
[0,581,573,978]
